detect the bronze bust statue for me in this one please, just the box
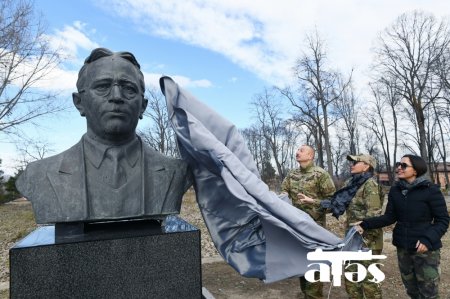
[16,48,193,224]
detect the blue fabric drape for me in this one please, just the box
[160,76,362,283]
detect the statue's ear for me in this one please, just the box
[73,92,85,117]
[139,98,148,119]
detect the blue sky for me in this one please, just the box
[2,0,450,174]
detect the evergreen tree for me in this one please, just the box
[5,174,20,201]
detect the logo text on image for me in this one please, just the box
[305,249,387,286]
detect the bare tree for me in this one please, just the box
[0,0,64,133]
[138,88,178,157]
[241,125,270,175]
[282,86,325,167]
[250,87,293,181]
[283,30,352,175]
[437,41,450,96]
[332,78,359,155]
[240,125,279,187]
[425,102,445,183]
[14,136,54,169]
[372,10,450,162]
[362,131,385,173]
[432,101,450,188]
[283,119,302,171]
[362,79,402,184]
[330,134,347,179]
[435,50,450,188]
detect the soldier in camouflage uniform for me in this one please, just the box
[344,154,383,299]
[281,145,336,299]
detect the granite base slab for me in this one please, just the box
[10,216,202,299]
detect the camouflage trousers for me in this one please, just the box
[397,248,441,299]
[300,274,323,299]
[344,249,383,299]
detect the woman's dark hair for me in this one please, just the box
[402,154,428,177]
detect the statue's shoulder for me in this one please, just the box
[17,140,83,196]
[142,144,188,169]
[24,141,82,174]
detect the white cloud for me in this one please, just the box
[99,0,450,88]
[0,21,100,94]
[45,21,99,62]
[14,1,450,95]
[99,0,312,86]
[18,22,100,92]
[0,48,76,92]
[34,21,211,93]
[144,72,212,89]
[32,67,79,91]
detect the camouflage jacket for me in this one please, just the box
[345,177,384,250]
[281,162,336,227]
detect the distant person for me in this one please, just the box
[280,144,336,299]
[355,155,449,299]
[16,48,193,224]
[300,154,384,299]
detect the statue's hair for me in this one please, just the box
[76,47,145,93]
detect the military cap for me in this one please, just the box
[347,154,377,169]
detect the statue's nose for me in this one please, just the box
[109,84,122,102]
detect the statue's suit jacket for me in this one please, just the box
[16,138,193,224]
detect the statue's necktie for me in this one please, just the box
[104,147,127,189]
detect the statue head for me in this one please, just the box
[72,48,148,144]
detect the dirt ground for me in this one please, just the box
[1,193,449,299]
[182,191,450,299]
[201,235,450,299]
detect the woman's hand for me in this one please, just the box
[416,240,428,253]
[350,221,364,234]
[297,193,315,204]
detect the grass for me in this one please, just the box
[0,202,36,299]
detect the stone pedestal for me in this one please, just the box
[9,216,202,298]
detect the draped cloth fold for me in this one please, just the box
[159,76,362,283]
[321,172,373,219]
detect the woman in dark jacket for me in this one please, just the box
[356,155,449,299]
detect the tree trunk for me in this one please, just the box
[321,102,334,176]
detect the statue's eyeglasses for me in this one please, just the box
[395,162,413,170]
[79,81,140,99]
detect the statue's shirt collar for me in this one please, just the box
[83,134,141,168]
